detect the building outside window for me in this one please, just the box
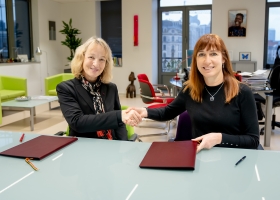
[0,0,32,62]
[265,0,280,67]
[158,0,212,85]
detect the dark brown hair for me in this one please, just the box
[183,34,239,103]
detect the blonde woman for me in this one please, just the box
[57,36,141,139]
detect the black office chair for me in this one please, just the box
[168,110,192,142]
[254,64,280,135]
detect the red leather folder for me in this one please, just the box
[139,141,197,170]
[0,135,78,160]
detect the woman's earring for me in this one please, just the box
[222,63,224,69]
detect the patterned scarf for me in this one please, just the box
[80,75,113,140]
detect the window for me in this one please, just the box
[171,45,175,57]
[264,1,280,67]
[0,0,32,61]
[178,36,182,42]
[160,0,212,7]
[159,7,211,74]
[158,3,211,85]
[101,0,122,63]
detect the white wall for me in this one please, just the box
[9,0,101,95]
[120,0,158,95]
[29,0,64,94]
[33,0,100,74]
[0,0,64,95]
[1,0,267,96]
[212,0,266,69]
[60,1,101,67]
[0,63,41,95]
[34,0,64,76]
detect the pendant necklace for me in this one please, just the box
[205,82,224,101]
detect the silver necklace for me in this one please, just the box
[205,82,224,101]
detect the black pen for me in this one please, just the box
[235,156,246,166]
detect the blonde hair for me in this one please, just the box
[71,36,113,83]
[183,34,240,103]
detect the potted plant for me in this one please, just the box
[59,18,82,63]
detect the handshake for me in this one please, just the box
[121,107,148,127]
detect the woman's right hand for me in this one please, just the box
[122,109,142,126]
[126,107,148,118]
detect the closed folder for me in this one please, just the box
[139,141,197,170]
[0,135,78,160]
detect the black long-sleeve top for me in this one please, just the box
[147,83,260,149]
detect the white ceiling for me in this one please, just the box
[52,0,94,2]
[52,0,113,2]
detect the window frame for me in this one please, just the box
[2,0,33,60]
[264,1,280,68]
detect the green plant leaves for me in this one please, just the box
[60,18,82,62]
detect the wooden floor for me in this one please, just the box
[1,94,280,151]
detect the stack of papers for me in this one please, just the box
[238,70,267,77]
[237,70,268,89]
[238,70,268,83]
[238,72,252,76]
[253,70,267,75]
[246,79,267,86]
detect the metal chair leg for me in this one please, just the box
[136,118,176,141]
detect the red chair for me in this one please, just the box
[137,73,171,96]
[137,77,176,141]
[137,73,149,81]
[138,78,174,104]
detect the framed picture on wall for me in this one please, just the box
[49,21,56,40]
[239,52,251,61]
[228,10,247,37]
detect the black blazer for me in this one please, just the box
[56,78,127,140]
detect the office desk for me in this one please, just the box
[243,77,273,147]
[0,131,279,200]
[251,88,273,147]
[170,78,183,97]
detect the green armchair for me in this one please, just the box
[45,73,74,96]
[0,75,27,102]
[0,98,2,124]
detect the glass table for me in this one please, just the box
[1,96,58,131]
[170,77,183,97]
[0,131,279,200]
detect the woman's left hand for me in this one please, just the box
[192,133,222,153]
